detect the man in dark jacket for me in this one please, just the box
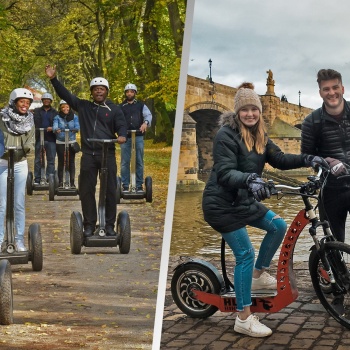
[33,92,57,184]
[119,83,152,192]
[301,69,350,243]
[45,65,127,237]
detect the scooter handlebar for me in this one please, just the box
[87,138,119,144]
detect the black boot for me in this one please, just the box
[83,226,94,237]
[106,226,116,236]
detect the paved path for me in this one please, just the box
[161,257,350,350]
[0,152,164,349]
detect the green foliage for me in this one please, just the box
[0,0,187,144]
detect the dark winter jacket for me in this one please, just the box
[301,100,350,189]
[33,106,58,142]
[202,112,308,233]
[50,77,127,155]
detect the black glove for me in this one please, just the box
[246,173,270,202]
[304,155,328,171]
[325,157,348,176]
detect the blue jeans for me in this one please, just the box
[221,210,287,311]
[120,135,144,188]
[0,160,28,242]
[34,140,56,182]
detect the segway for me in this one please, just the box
[49,129,79,201]
[27,128,49,194]
[70,138,131,255]
[116,130,152,203]
[1,146,43,272]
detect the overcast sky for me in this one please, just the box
[187,0,350,109]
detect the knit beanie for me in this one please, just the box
[234,82,262,114]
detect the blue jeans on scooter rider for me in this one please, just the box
[33,93,57,184]
[202,83,323,338]
[53,101,80,187]
[0,88,35,252]
[120,83,152,192]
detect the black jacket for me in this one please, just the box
[301,100,350,189]
[202,112,307,233]
[33,106,58,142]
[120,99,144,136]
[50,77,127,155]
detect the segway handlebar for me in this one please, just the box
[87,138,120,144]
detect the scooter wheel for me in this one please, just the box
[28,223,43,272]
[48,174,55,201]
[27,172,33,196]
[116,176,122,204]
[54,170,59,189]
[70,211,83,254]
[117,210,131,254]
[0,260,13,325]
[145,176,152,203]
[171,262,221,318]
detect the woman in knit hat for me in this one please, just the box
[202,82,322,337]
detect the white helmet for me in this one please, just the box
[59,100,68,105]
[90,77,109,90]
[41,92,53,101]
[124,83,137,92]
[9,88,34,105]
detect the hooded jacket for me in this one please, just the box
[50,77,127,155]
[202,111,307,233]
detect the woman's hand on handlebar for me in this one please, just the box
[246,173,271,202]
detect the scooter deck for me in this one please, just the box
[121,191,145,200]
[0,251,29,265]
[84,235,119,247]
[55,188,78,196]
[221,290,278,298]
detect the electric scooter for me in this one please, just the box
[171,167,350,329]
[70,138,131,254]
[116,130,152,203]
[27,128,49,194]
[48,129,79,201]
[0,146,43,272]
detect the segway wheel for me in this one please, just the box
[70,211,83,254]
[117,210,131,254]
[28,223,43,272]
[116,176,122,204]
[0,260,13,325]
[48,174,55,201]
[27,171,33,196]
[78,174,81,200]
[145,176,152,203]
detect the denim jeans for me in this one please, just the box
[34,140,56,182]
[120,135,144,188]
[221,210,287,311]
[0,160,28,242]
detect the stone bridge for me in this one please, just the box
[177,73,314,191]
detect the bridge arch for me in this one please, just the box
[186,101,230,171]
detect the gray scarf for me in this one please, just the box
[1,105,34,135]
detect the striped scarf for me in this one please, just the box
[0,105,34,135]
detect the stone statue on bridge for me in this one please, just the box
[266,69,275,95]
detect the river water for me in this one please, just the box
[170,179,350,262]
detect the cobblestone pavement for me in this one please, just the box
[160,257,350,350]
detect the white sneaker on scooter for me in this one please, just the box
[16,240,27,252]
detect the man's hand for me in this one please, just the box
[47,127,53,132]
[117,136,126,144]
[45,65,56,79]
[139,123,148,133]
[325,157,348,176]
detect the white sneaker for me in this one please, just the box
[251,271,276,290]
[16,240,27,252]
[234,314,272,337]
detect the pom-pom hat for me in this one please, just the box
[234,82,262,114]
